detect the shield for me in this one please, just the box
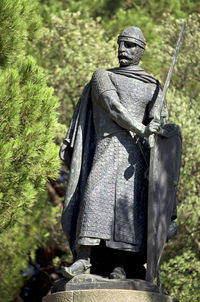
[146,124,182,282]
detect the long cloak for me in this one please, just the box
[60,66,165,255]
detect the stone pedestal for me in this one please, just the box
[42,274,179,302]
[43,289,179,302]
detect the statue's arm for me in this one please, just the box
[92,69,153,137]
[92,69,160,137]
[100,90,147,136]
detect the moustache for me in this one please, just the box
[118,53,132,60]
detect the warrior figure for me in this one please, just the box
[60,26,178,281]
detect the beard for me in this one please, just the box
[118,47,144,66]
[118,53,133,66]
[119,58,130,66]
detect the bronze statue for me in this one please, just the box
[59,26,181,284]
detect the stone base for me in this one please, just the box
[50,274,160,294]
[43,289,179,302]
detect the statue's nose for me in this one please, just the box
[118,41,125,52]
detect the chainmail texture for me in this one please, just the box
[76,70,160,252]
[132,46,145,65]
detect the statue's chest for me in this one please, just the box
[109,73,154,117]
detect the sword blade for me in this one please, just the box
[149,22,186,148]
[159,21,186,115]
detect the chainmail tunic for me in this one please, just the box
[75,68,166,252]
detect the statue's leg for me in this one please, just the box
[110,250,146,280]
[62,246,91,279]
[109,249,126,280]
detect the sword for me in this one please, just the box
[149,21,186,147]
[146,22,186,284]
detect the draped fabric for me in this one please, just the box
[60,65,166,254]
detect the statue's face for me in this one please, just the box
[118,41,138,66]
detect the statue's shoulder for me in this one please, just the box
[106,66,161,87]
[92,68,109,80]
[92,69,110,88]
[92,69,116,96]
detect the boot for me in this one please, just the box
[109,265,126,280]
[62,245,91,279]
[62,259,91,279]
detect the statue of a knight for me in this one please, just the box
[60,26,181,283]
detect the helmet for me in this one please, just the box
[118,26,146,49]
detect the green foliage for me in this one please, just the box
[66,0,157,45]
[0,0,199,300]
[35,8,200,301]
[0,57,59,230]
[66,0,200,44]
[67,0,199,19]
[0,1,61,301]
[67,0,120,17]
[0,56,60,301]
[103,7,156,45]
[146,14,200,92]
[161,249,200,301]
[37,0,66,26]
[0,191,60,301]
[147,14,200,301]
[0,0,41,66]
[37,10,118,126]
[123,0,197,19]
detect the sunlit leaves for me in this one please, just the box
[37,10,118,127]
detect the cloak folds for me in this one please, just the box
[60,66,164,255]
[60,81,95,253]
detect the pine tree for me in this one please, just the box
[0,0,41,65]
[0,1,60,300]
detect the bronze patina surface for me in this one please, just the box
[59,25,181,291]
